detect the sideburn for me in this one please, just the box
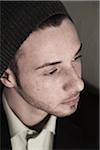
[14,72,22,89]
[9,60,22,89]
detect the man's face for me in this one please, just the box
[15,19,84,117]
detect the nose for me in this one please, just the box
[63,69,84,93]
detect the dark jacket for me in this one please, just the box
[0,84,99,150]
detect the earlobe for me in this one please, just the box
[0,69,16,88]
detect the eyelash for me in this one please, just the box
[49,69,58,75]
[73,55,82,61]
[44,68,58,76]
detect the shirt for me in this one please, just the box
[3,94,57,150]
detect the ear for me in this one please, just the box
[0,68,16,88]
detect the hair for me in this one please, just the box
[8,14,72,87]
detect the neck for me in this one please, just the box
[26,114,51,132]
[3,87,48,126]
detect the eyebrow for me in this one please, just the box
[35,43,82,70]
[35,61,62,70]
[75,43,82,56]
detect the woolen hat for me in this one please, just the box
[0,1,69,77]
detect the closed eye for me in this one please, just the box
[49,68,58,75]
[72,43,82,61]
[44,68,58,76]
[74,55,82,60]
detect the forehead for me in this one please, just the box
[19,19,80,66]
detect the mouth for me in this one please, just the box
[62,95,80,105]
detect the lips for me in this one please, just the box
[62,95,80,104]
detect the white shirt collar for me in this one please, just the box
[2,93,57,138]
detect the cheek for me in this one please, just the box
[20,76,62,103]
[33,78,63,101]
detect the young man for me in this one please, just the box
[1,1,96,150]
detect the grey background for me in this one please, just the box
[62,1,99,91]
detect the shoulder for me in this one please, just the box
[54,115,82,149]
[79,86,99,149]
[54,84,99,149]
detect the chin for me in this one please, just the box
[53,104,78,118]
[57,109,77,118]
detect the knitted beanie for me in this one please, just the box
[0,1,69,77]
